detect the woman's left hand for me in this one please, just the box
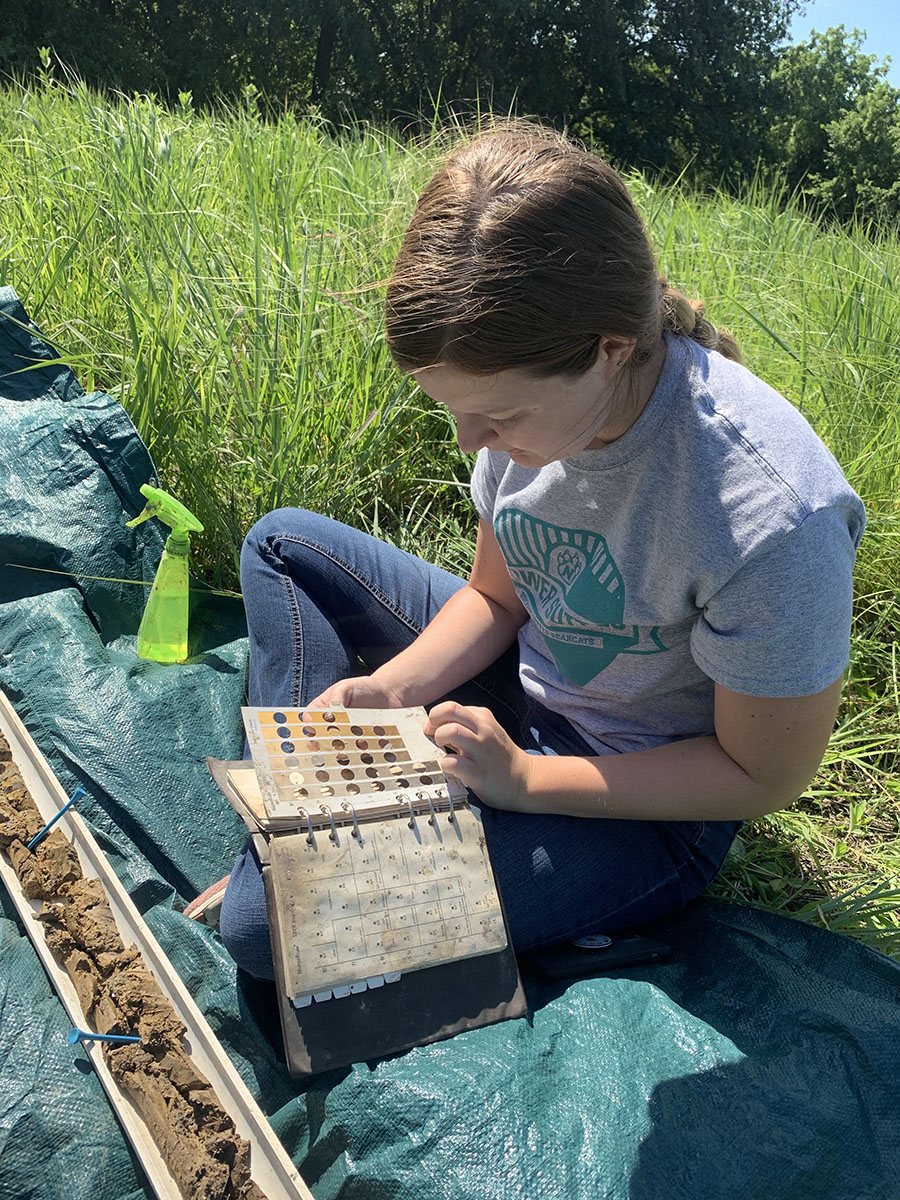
[423,701,534,811]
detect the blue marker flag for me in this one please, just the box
[27,787,87,852]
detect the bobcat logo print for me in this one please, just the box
[495,508,666,685]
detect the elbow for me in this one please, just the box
[742,769,816,820]
[746,789,800,820]
[721,746,820,821]
[468,584,528,631]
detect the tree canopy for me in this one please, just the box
[4,0,900,220]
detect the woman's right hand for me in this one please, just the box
[307,673,408,711]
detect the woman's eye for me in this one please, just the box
[490,414,518,427]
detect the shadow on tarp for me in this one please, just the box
[626,903,900,1199]
[1,285,899,1200]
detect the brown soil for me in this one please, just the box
[0,733,268,1200]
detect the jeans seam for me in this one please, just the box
[266,540,308,708]
[283,569,305,708]
[688,820,707,848]
[271,532,424,635]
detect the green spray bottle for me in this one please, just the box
[127,484,204,663]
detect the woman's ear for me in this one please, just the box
[597,335,638,369]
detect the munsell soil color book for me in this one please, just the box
[208,705,525,1076]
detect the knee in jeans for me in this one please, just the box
[240,508,351,577]
[218,848,276,980]
[242,507,314,559]
[219,891,275,981]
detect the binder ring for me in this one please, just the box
[403,796,417,830]
[320,804,339,844]
[341,801,363,844]
[423,794,443,841]
[298,807,317,848]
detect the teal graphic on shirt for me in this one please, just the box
[495,508,667,685]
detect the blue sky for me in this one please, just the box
[787,0,900,85]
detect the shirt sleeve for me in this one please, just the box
[690,504,862,697]
[470,449,504,522]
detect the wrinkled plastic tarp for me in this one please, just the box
[1,286,899,1200]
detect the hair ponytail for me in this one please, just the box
[659,280,742,364]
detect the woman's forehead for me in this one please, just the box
[412,365,539,412]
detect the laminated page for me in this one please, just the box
[268,804,507,1002]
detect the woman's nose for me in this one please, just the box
[454,412,496,453]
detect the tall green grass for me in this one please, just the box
[1,80,898,952]
[2,81,457,575]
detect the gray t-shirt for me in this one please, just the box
[471,334,866,755]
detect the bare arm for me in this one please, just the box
[316,519,528,708]
[425,677,844,821]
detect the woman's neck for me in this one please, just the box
[587,338,667,448]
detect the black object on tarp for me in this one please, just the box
[1,286,899,1200]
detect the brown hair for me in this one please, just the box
[386,125,741,376]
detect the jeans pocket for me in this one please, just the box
[677,819,707,848]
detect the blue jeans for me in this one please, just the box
[220,509,741,979]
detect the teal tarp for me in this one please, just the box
[1,286,899,1200]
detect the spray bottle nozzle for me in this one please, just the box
[127,484,204,537]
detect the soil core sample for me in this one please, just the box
[0,734,268,1200]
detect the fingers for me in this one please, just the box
[308,679,355,707]
[422,701,529,808]
[308,676,406,710]
[424,703,501,784]
[432,722,478,761]
[423,701,487,740]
